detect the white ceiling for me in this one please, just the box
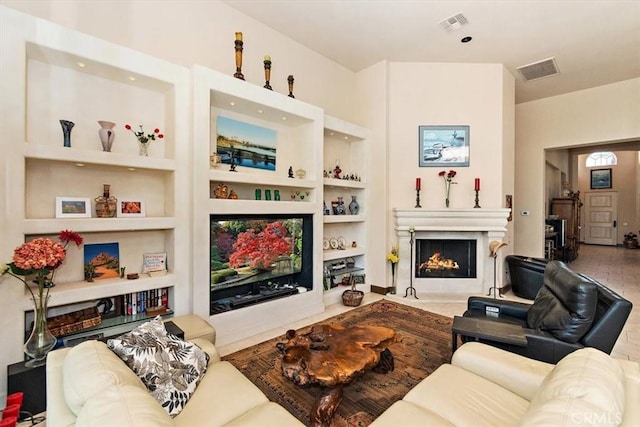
[223,0,640,104]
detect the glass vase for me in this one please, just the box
[24,296,56,367]
[390,263,397,294]
[139,142,149,156]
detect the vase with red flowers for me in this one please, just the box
[125,124,164,156]
[1,230,83,366]
[438,170,457,208]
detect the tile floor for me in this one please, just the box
[218,244,639,363]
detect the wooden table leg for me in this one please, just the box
[310,385,343,427]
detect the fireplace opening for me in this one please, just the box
[416,239,477,278]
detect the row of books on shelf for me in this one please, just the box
[113,287,170,316]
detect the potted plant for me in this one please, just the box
[623,231,638,249]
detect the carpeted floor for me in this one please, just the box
[222,299,453,426]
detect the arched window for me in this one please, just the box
[586,152,617,167]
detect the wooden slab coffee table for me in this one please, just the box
[278,324,395,427]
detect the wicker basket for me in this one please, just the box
[47,307,102,337]
[342,289,364,307]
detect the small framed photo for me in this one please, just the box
[418,125,470,167]
[590,168,612,189]
[117,200,146,217]
[56,197,91,218]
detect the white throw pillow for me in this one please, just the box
[107,316,210,417]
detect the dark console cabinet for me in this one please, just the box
[550,193,582,262]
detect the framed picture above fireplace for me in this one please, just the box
[418,125,470,167]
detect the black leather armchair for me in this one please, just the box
[505,255,549,299]
[463,261,632,363]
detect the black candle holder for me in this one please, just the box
[415,190,422,208]
[473,190,481,208]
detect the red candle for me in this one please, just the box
[416,178,421,190]
[474,178,480,191]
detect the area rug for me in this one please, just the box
[222,299,453,426]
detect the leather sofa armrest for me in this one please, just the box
[191,337,221,363]
[451,342,554,401]
[467,296,530,319]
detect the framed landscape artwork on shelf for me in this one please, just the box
[216,116,277,171]
[84,242,120,281]
[118,200,145,217]
[55,197,92,218]
[418,125,470,167]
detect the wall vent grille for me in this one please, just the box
[517,57,560,81]
[439,13,468,31]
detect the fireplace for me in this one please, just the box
[416,239,477,279]
[394,208,510,296]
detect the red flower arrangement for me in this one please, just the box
[124,124,164,144]
[438,170,457,207]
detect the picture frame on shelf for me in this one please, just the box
[55,197,92,218]
[216,116,277,171]
[590,168,612,189]
[84,242,120,281]
[418,125,470,167]
[143,252,167,274]
[117,200,146,217]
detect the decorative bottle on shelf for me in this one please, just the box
[95,184,117,218]
[336,196,346,215]
[98,121,116,152]
[348,196,360,215]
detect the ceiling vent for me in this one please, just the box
[439,13,468,31]
[516,57,560,81]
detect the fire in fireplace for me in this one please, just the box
[416,239,477,278]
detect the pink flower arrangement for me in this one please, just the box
[1,230,83,301]
[125,124,164,144]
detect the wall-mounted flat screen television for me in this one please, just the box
[209,213,313,313]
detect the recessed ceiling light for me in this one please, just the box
[76,62,86,68]
[75,163,85,167]
[257,109,263,114]
[128,76,136,82]
[344,136,349,140]
[128,167,136,171]
[281,116,287,121]
[229,101,236,106]
[461,36,472,43]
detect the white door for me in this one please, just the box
[584,191,618,245]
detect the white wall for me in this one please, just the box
[385,62,513,210]
[515,78,640,256]
[0,0,358,121]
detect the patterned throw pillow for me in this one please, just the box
[107,316,210,417]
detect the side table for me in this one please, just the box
[7,361,46,418]
[451,315,527,354]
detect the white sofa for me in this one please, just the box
[372,342,640,427]
[46,315,303,427]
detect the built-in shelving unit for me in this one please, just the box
[322,115,371,305]
[191,64,325,346]
[0,7,190,367]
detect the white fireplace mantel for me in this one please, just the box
[393,208,511,296]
